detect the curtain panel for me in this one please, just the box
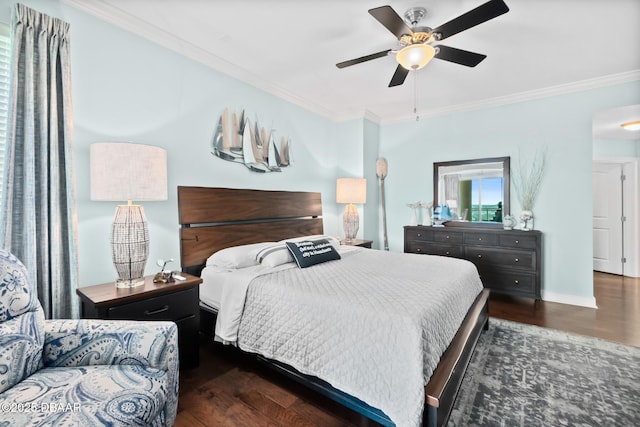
[0,4,78,319]
[444,174,460,208]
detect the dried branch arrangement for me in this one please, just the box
[512,148,546,211]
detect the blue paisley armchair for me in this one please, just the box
[0,250,179,426]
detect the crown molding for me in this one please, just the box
[381,70,640,125]
[62,1,639,126]
[363,110,382,124]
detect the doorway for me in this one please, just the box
[592,162,623,275]
[592,158,639,278]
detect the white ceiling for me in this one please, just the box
[593,104,640,141]
[65,0,640,125]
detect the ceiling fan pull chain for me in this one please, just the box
[414,71,420,121]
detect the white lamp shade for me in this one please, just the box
[336,178,367,204]
[90,142,168,202]
[396,44,436,71]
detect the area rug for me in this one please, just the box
[448,318,640,426]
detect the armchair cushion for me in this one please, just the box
[0,251,45,394]
[43,319,179,426]
[43,319,178,370]
[0,365,169,426]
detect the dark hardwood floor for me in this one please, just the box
[490,271,640,347]
[175,272,640,427]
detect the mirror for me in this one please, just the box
[433,156,510,227]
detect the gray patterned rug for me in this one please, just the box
[448,318,640,426]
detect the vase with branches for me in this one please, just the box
[512,149,546,230]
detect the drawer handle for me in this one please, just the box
[514,258,519,262]
[478,238,482,241]
[477,254,482,258]
[515,240,519,244]
[416,248,422,252]
[144,305,169,316]
[514,280,519,285]
[445,251,450,255]
[446,235,450,239]
[417,233,422,237]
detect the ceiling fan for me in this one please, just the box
[336,0,509,87]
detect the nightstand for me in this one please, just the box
[340,239,373,248]
[76,273,202,369]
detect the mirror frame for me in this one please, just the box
[433,156,510,228]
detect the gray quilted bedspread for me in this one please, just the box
[236,249,483,427]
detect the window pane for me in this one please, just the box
[471,177,503,222]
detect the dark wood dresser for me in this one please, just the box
[404,225,542,299]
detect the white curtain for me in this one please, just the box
[0,4,78,319]
[444,174,459,207]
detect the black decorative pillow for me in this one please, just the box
[285,239,341,268]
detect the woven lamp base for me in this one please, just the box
[111,204,149,288]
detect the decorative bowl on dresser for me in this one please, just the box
[76,273,202,369]
[404,225,542,299]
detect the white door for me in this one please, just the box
[592,162,623,274]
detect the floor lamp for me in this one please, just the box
[90,142,168,288]
[336,178,367,243]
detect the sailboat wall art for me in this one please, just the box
[212,108,293,173]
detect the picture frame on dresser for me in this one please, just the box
[404,225,542,300]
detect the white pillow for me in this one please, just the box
[254,242,292,267]
[256,235,341,268]
[206,242,275,269]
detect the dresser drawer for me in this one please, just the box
[480,270,536,295]
[433,231,463,244]
[466,248,535,270]
[107,287,197,321]
[498,234,538,249]
[406,241,463,256]
[405,228,433,242]
[423,243,464,257]
[464,232,498,246]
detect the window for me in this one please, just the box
[0,23,9,202]
[471,177,503,222]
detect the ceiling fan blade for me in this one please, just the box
[369,5,413,39]
[336,49,392,69]
[389,65,409,87]
[435,45,487,67]
[431,0,509,41]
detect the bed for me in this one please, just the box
[178,186,489,427]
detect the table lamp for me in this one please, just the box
[336,178,366,243]
[90,142,168,288]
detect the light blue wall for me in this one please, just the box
[331,118,379,245]
[379,81,640,301]
[594,138,640,158]
[363,118,381,247]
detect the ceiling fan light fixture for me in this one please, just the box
[621,120,640,131]
[396,44,435,70]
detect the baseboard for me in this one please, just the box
[542,291,598,308]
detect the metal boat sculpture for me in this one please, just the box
[212,108,292,172]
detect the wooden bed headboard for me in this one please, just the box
[178,186,324,276]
